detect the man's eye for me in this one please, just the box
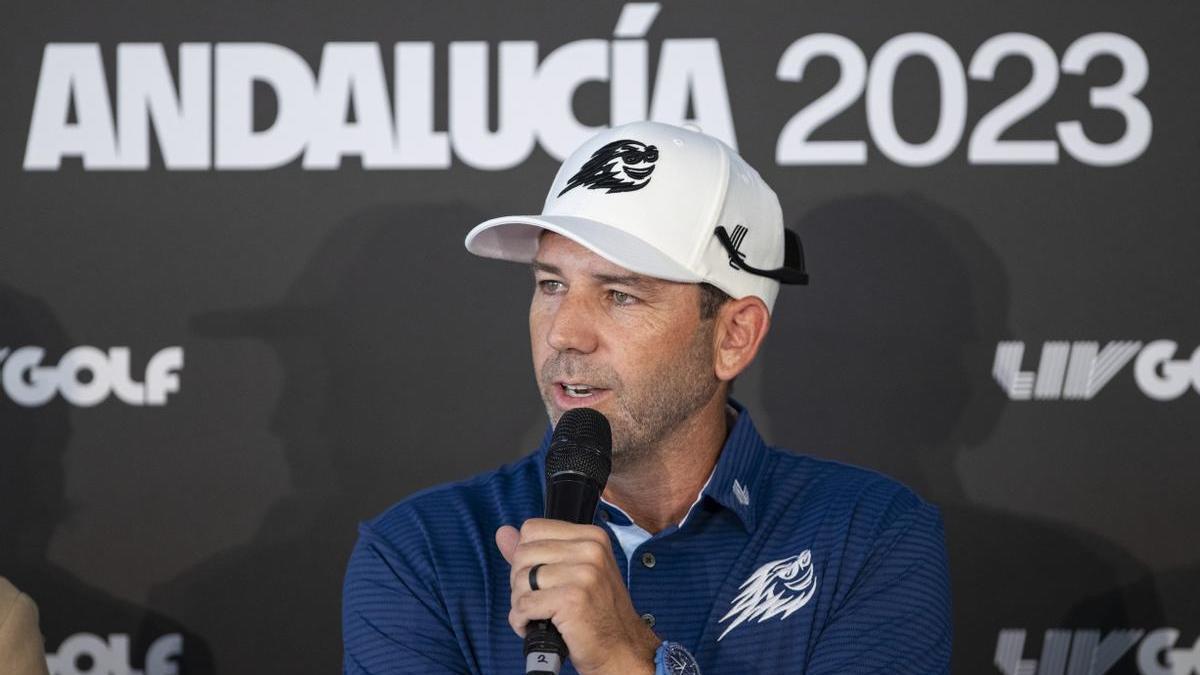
[537,279,564,294]
[609,290,638,306]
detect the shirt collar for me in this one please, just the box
[533,397,770,532]
[699,398,767,532]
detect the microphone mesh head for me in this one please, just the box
[546,408,612,486]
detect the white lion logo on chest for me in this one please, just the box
[717,550,818,641]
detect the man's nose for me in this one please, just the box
[546,291,599,354]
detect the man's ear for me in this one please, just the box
[713,296,771,382]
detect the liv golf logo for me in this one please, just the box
[993,341,1200,401]
[0,346,182,406]
[996,628,1200,675]
[47,633,182,675]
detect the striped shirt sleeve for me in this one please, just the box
[805,499,952,675]
[342,519,469,675]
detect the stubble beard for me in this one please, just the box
[538,321,721,473]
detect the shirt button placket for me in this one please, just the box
[635,552,657,632]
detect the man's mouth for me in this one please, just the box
[561,383,600,398]
[555,382,610,401]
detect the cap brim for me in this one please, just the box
[464,215,701,283]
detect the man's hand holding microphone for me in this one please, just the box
[496,408,660,675]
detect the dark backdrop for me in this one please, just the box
[2,2,1198,674]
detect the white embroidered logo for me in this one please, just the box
[717,550,817,641]
[732,479,751,506]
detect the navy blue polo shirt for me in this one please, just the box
[342,400,951,674]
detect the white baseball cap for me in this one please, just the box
[464,120,807,313]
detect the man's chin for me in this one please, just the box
[539,403,645,471]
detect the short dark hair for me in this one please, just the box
[698,282,731,320]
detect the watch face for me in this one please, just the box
[664,643,701,675]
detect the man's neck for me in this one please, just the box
[601,395,733,534]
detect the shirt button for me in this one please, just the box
[599,510,610,522]
[641,552,656,568]
[641,612,656,627]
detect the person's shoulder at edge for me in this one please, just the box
[0,577,52,675]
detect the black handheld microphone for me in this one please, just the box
[524,407,613,675]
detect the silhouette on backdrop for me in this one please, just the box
[761,195,1165,673]
[149,203,544,674]
[0,280,211,674]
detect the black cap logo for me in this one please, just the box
[727,225,749,269]
[558,139,659,197]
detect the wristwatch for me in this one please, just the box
[654,641,701,675]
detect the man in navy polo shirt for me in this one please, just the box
[342,121,951,674]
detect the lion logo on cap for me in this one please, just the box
[558,139,659,197]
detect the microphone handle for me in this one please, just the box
[524,620,565,675]
[524,473,603,675]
